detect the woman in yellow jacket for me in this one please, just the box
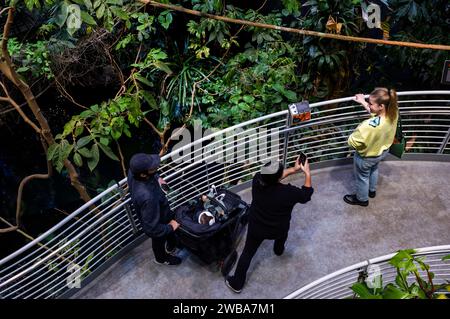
[344,87,398,206]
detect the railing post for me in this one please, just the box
[282,112,292,168]
[117,184,139,235]
[438,128,450,154]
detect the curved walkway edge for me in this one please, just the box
[72,160,450,299]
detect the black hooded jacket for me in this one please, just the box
[127,170,173,238]
[249,173,314,237]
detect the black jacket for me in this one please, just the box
[127,170,173,238]
[249,173,314,238]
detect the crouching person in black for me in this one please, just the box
[225,157,313,293]
[127,153,182,266]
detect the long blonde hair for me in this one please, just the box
[370,87,398,122]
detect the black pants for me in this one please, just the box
[152,232,177,262]
[228,227,288,290]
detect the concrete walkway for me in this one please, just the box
[73,161,450,299]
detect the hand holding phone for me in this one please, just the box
[297,151,307,166]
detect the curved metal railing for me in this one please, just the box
[0,91,449,298]
[284,245,450,299]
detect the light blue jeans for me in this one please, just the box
[353,150,389,202]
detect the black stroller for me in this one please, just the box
[174,186,249,276]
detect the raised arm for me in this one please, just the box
[281,158,311,188]
[355,93,371,113]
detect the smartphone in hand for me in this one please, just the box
[297,151,307,166]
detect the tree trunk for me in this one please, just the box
[1,8,92,204]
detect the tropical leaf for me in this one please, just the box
[98,143,119,161]
[87,143,100,171]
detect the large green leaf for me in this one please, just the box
[84,0,93,10]
[56,140,73,173]
[87,144,100,171]
[77,135,93,148]
[78,147,92,158]
[96,3,106,19]
[100,137,109,146]
[62,119,76,137]
[283,89,297,101]
[80,11,97,26]
[141,91,157,110]
[73,153,83,167]
[153,61,173,75]
[47,144,59,161]
[93,0,102,9]
[160,99,170,117]
[389,249,416,268]
[351,283,381,299]
[135,74,153,87]
[98,143,119,161]
[110,6,128,20]
[158,11,173,29]
[79,109,95,119]
[55,2,69,27]
[383,284,412,299]
[242,95,255,103]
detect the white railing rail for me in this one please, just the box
[0,91,449,298]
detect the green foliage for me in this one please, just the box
[192,0,224,13]
[377,0,449,86]
[132,12,156,41]
[351,249,450,299]
[158,10,173,30]
[48,96,142,172]
[202,41,298,127]
[7,38,54,79]
[282,0,300,15]
[13,0,449,173]
[81,253,94,279]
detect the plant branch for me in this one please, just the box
[414,270,433,299]
[54,77,88,109]
[0,136,52,233]
[139,0,450,51]
[0,81,53,117]
[115,140,127,179]
[0,82,41,133]
[0,7,92,205]
[0,216,76,265]
[144,117,163,137]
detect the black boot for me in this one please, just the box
[343,194,369,207]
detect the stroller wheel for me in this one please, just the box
[221,250,238,277]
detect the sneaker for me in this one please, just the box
[225,276,242,294]
[273,243,285,256]
[165,241,177,255]
[343,194,369,207]
[369,191,376,198]
[154,255,182,266]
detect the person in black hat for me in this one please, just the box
[225,158,313,293]
[127,153,182,265]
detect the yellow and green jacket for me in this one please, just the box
[348,114,398,157]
